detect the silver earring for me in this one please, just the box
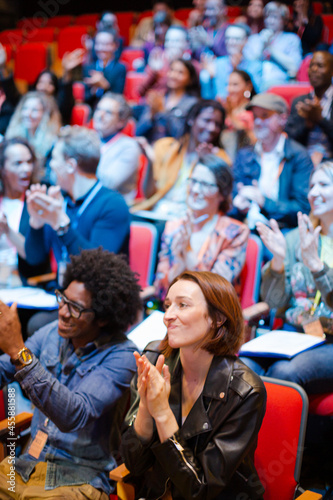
[244,90,251,99]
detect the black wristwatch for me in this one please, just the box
[56,220,71,236]
[10,347,33,368]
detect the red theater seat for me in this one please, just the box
[57,25,89,59]
[14,43,49,84]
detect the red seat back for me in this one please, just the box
[75,13,99,27]
[46,15,73,28]
[120,48,145,71]
[57,25,89,59]
[255,378,308,500]
[309,393,333,416]
[70,104,91,126]
[24,27,56,44]
[116,12,135,46]
[129,222,159,289]
[322,14,333,43]
[124,71,146,103]
[174,8,191,22]
[0,29,24,48]
[240,234,263,309]
[14,43,49,84]
[297,54,312,83]
[268,84,312,107]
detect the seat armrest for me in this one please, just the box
[27,272,57,286]
[109,463,130,482]
[0,412,33,438]
[109,463,134,500]
[297,492,322,499]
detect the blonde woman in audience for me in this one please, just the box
[241,162,333,394]
[5,91,61,173]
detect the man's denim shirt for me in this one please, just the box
[0,320,137,494]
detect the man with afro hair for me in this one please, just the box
[0,248,142,499]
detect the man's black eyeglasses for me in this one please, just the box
[55,290,95,319]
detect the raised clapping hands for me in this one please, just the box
[134,351,178,443]
[295,97,323,127]
[134,352,171,418]
[170,211,192,260]
[84,70,110,91]
[0,212,9,236]
[256,218,286,272]
[0,301,25,360]
[233,181,265,212]
[26,184,69,231]
[297,211,324,273]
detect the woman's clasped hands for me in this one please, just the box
[134,351,171,422]
[133,351,179,443]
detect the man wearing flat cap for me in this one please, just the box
[231,93,314,230]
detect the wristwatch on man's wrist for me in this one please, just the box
[56,220,71,236]
[10,347,33,368]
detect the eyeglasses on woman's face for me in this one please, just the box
[187,177,219,196]
[55,289,95,319]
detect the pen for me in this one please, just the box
[310,290,321,316]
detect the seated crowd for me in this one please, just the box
[0,0,332,498]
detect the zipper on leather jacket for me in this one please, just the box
[157,478,170,500]
[169,435,201,484]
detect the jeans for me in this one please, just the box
[240,343,333,394]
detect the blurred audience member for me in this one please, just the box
[188,0,206,28]
[235,0,265,35]
[139,26,193,97]
[200,23,262,100]
[285,51,333,167]
[232,93,313,230]
[221,69,257,161]
[131,0,183,48]
[34,66,75,125]
[154,154,249,299]
[289,0,323,56]
[24,126,130,279]
[144,11,172,59]
[93,93,140,205]
[0,44,21,135]
[241,163,333,394]
[83,29,126,106]
[83,12,123,64]
[133,99,230,219]
[190,0,228,58]
[0,138,50,287]
[244,1,302,90]
[5,91,61,174]
[136,58,200,143]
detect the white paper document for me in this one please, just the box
[239,330,326,359]
[128,310,167,352]
[0,287,58,310]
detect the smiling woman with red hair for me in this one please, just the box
[121,270,266,500]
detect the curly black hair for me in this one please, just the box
[62,248,142,335]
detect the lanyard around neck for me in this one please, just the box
[64,181,103,230]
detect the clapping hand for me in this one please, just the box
[256,219,286,272]
[0,212,9,235]
[26,184,68,231]
[84,70,110,91]
[298,212,323,273]
[296,98,323,126]
[168,211,194,263]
